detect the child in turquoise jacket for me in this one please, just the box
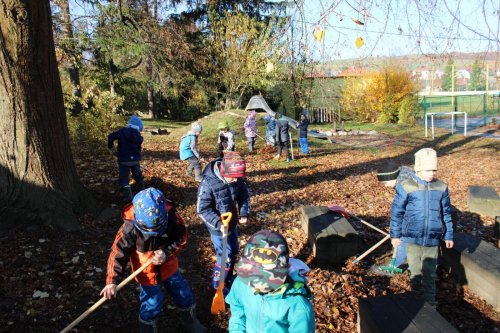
[179,122,203,182]
[226,230,315,333]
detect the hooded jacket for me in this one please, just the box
[179,132,200,160]
[226,276,315,333]
[244,116,257,138]
[105,202,187,286]
[107,126,143,163]
[390,173,453,247]
[196,159,250,236]
[298,118,309,138]
[275,118,290,143]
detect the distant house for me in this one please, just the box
[412,66,432,80]
[411,67,444,81]
[456,69,470,80]
[434,70,444,79]
[337,66,369,77]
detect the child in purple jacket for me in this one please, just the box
[244,110,257,153]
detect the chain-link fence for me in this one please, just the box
[419,93,499,131]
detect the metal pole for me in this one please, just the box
[486,64,489,93]
[431,114,435,139]
[451,64,455,108]
[464,112,468,136]
[451,113,455,134]
[483,93,487,126]
[423,96,428,137]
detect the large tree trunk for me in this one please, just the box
[0,0,97,231]
[56,0,82,116]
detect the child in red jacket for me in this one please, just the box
[100,188,206,333]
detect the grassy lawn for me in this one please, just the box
[143,119,189,129]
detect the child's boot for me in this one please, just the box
[139,316,158,333]
[179,305,207,333]
[121,185,133,203]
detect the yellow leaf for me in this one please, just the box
[355,37,364,49]
[313,26,325,42]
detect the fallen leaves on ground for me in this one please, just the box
[1,129,499,332]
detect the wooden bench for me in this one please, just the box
[442,232,500,311]
[357,292,458,333]
[300,206,358,264]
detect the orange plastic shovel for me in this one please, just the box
[211,212,233,314]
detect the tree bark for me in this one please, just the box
[0,0,97,231]
[56,0,82,116]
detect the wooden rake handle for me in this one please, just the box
[60,258,154,333]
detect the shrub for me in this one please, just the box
[340,66,417,123]
[67,86,124,151]
[398,96,418,124]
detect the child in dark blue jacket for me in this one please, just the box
[390,148,454,305]
[108,115,145,203]
[298,113,309,155]
[196,152,250,293]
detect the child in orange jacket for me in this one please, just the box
[100,188,206,333]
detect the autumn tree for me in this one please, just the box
[0,0,96,230]
[340,66,417,123]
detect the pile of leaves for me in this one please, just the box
[0,125,499,333]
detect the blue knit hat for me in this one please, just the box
[129,115,144,132]
[133,188,167,235]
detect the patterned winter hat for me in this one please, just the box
[132,188,168,235]
[377,161,401,181]
[236,230,290,293]
[220,152,246,178]
[129,115,144,132]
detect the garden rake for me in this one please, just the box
[378,246,403,274]
[60,257,154,333]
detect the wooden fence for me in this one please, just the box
[309,107,337,123]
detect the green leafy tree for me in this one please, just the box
[210,10,285,109]
[441,58,454,92]
[470,57,486,91]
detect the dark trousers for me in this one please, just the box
[118,162,143,188]
[277,141,290,159]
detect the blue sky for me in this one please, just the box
[299,0,500,61]
[68,0,499,62]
